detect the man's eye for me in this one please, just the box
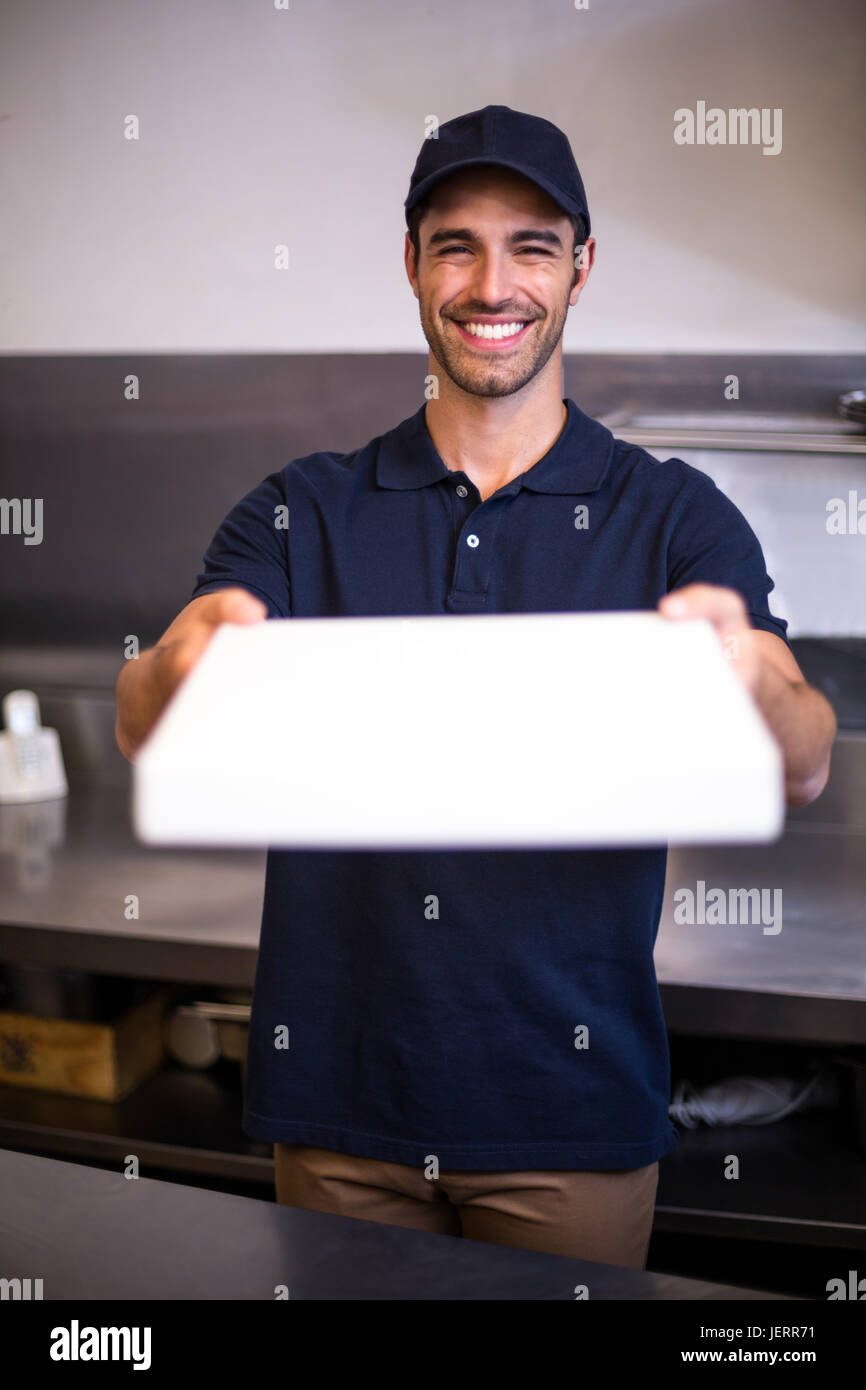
[438,245,551,256]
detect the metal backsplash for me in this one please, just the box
[1,353,864,647]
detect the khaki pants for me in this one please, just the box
[274,1143,658,1269]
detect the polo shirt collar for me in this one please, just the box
[376,398,614,495]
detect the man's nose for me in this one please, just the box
[469,252,515,309]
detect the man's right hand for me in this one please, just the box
[114,588,268,761]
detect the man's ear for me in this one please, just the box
[404,231,420,298]
[569,236,596,302]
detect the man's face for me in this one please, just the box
[406,166,590,399]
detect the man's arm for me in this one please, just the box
[114,587,267,761]
[746,628,836,806]
[658,582,837,809]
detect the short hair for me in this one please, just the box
[406,199,588,284]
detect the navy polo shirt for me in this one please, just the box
[190,397,789,1171]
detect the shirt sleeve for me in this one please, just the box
[189,471,290,620]
[666,467,790,647]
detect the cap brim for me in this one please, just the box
[404,157,589,235]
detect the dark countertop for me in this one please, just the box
[0,1147,791,1300]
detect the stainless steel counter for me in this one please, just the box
[0,730,863,1040]
[0,782,265,986]
[658,733,866,1041]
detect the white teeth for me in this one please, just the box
[460,320,526,340]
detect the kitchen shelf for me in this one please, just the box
[0,1059,273,1186]
[1,1058,864,1251]
[601,424,866,454]
[655,1108,866,1249]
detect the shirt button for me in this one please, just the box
[467,534,479,548]
[456,484,468,498]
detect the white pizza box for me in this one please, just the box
[132,611,784,849]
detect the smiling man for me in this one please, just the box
[115,105,836,1270]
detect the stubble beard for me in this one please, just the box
[418,289,571,399]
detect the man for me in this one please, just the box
[115,106,836,1270]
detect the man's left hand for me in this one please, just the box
[657,582,761,693]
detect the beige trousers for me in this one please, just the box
[274,1143,658,1269]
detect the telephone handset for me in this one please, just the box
[0,690,68,802]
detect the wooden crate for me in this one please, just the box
[0,987,170,1101]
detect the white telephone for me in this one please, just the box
[0,689,68,803]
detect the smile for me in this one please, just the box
[449,319,533,349]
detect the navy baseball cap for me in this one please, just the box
[404,104,591,237]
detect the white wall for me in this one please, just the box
[1,0,864,352]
